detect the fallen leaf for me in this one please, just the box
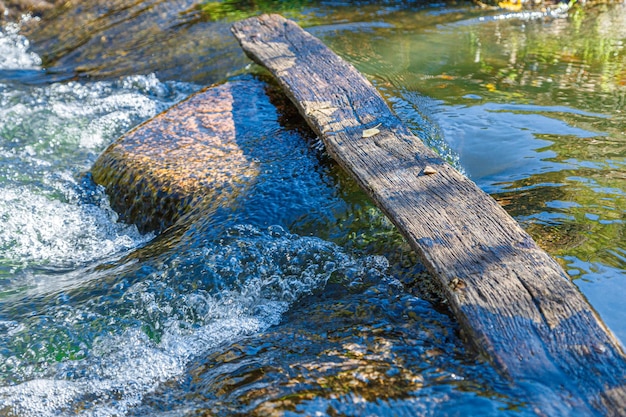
[448,277,467,291]
[362,123,382,138]
[423,166,437,175]
[498,0,522,11]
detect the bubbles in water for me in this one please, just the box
[1,75,197,156]
[0,18,42,70]
[0,225,391,416]
[0,58,199,273]
[0,185,151,269]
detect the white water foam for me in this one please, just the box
[0,17,41,70]
[0,22,198,271]
[0,74,194,154]
[0,225,390,416]
[0,186,151,269]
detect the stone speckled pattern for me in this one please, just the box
[91,79,265,233]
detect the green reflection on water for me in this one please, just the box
[8,0,626,412]
[194,0,312,22]
[317,3,625,342]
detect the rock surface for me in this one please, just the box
[0,0,60,20]
[91,79,267,233]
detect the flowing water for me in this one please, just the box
[318,2,626,345]
[0,1,624,416]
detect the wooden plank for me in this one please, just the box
[91,79,263,233]
[231,14,626,416]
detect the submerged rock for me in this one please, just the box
[91,78,267,233]
[0,0,59,20]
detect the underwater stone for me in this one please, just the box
[91,79,265,233]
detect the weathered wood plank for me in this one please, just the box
[231,14,626,416]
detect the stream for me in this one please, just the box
[0,1,624,416]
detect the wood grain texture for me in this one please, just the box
[232,14,626,416]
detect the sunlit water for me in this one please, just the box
[0,1,624,416]
[0,16,531,416]
[317,2,626,346]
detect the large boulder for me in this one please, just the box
[91,79,269,233]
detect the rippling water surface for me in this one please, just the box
[0,1,624,416]
[318,2,626,345]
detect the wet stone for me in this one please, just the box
[132,278,529,417]
[91,78,272,233]
[0,0,58,21]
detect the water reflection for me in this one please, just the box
[318,3,626,344]
[134,277,529,416]
[1,1,625,415]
